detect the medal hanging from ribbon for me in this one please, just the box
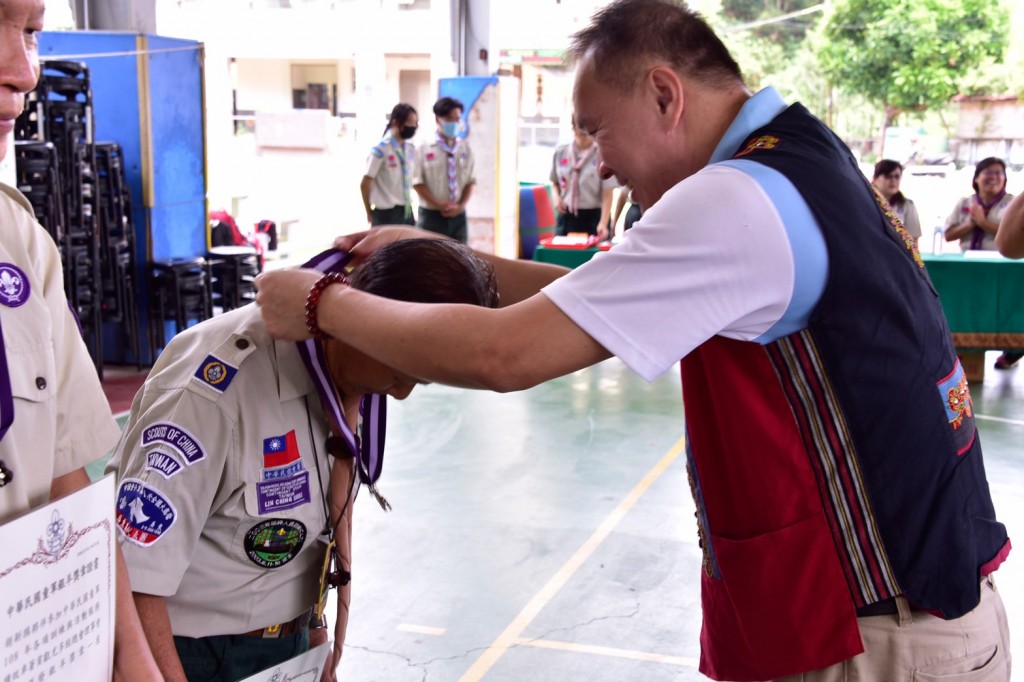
[296,248,389,506]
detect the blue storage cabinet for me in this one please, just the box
[39,32,206,365]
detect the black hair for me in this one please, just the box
[433,97,464,118]
[569,0,743,93]
[349,239,499,309]
[972,157,1006,195]
[384,102,417,137]
[873,159,905,206]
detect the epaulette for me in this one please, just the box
[186,332,258,401]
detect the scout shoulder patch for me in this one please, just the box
[0,263,30,307]
[193,354,238,393]
[145,450,184,478]
[244,519,307,568]
[141,422,206,465]
[116,478,176,547]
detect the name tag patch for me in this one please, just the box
[116,479,176,547]
[244,519,306,569]
[141,422,206,465]
[145,450,183,478]
[256,471,311,515]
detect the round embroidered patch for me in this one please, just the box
[203,360,228,384]
[243,518,306,569]
[0,263,30,307]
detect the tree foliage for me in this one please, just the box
[817,0,1009,119]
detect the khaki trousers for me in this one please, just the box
[775,576,1011,681]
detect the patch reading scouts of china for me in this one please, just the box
[0,263,30,307]
[141,422,207,465]
[936,359,976,456]
[735,135,781,158]
[116,478,177,547]
[244,519,307,568]
[193,354,238,393]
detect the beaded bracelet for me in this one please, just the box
[305,272,348,340]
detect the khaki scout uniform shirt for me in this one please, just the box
[549,143,617,210]
[412,136,476,209]
[0,184,119,524]
[364,136,415,210]
[106,305,352,638]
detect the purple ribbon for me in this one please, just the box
[296,249,387,487]
[0,317,12,444]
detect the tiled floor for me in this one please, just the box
[331,353,1023,681]
[97,352,1022,680]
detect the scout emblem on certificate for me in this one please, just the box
[0,475,117,680]
[238,640,332,682]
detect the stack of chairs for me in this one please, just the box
[15,60,103,376]
[95,142,141,367]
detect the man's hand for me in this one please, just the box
[254,268,324,340]
[309,627,336,682]
[333,226,444,268]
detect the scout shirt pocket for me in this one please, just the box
[235,428,325,571]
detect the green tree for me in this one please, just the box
[817,0,1008,150]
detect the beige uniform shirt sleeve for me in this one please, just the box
[107,377,237,597]
[0,184,119,523]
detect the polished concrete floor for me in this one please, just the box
[325,353,1024,681]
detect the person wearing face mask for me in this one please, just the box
[0,0,162,678]
[412,96,476,243]
[107,239,499,682]
[360,103,418,227]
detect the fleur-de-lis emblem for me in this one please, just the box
[0,269,20,296]
[0,264,29,307]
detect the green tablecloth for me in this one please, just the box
[532,245,600,268]
[922,253,1024,349]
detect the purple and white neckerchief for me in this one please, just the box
[0,316,13,475]
[0,262,30,486]
[969,190,1007,250]
[564,143,597,215]
[436,132,460,202]
[388,135,413,220]
[296,248,389,508]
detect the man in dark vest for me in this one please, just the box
[254,1,1011,679]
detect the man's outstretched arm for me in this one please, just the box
[256,267,610,392]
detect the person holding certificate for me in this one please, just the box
[107,240,497,682]
[0,0,162,678]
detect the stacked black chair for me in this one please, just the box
[148,258,214,355]
[208,245,261,313]
[13,141,64,244]
[15,60,103,376]
[95,142,141,367]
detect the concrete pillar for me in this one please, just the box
[71,0,157,33]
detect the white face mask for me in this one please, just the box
[442,120,460,138]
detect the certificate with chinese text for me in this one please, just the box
[238,640,332,682]
[0,475,116,681]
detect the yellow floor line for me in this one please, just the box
[397,624,447,636]
[512,636,699,668]
[459,435,687,681]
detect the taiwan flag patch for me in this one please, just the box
[263,430,301,469]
